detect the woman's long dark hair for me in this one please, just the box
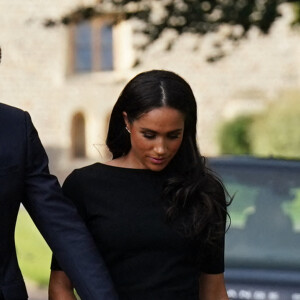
[106,70,230,242]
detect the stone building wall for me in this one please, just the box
[1,1,300,181]
[137,4,300,153]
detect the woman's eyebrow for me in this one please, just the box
[140,128,183,134]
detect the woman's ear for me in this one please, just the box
[122,112,132,134]
[122,111,129,128]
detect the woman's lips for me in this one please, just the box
[149,157,167,164]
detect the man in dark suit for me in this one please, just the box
[0,48,118,300]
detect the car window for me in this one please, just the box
[213,163,300,270]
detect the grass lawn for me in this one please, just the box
[15,208,52,287]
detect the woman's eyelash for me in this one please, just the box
[142,133,156,139]
[142,132,180,139]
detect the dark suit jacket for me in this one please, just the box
[0,103,118,300]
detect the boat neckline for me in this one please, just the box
[94,162,171,174]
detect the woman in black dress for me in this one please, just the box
[49,70,230,300]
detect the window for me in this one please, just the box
[73,20,114,73]
[211,161,300,270]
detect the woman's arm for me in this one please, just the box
[49,270,77,300]
[199,273,229,300]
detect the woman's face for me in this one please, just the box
[124,107,185,171]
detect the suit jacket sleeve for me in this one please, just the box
[21,111,118,300]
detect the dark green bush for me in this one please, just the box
[218,115,254,155]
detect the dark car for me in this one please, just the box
[208,156,300,300]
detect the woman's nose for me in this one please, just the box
[154,139,167,155]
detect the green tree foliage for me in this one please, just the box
[45,0,300,49]
[218,115,254,155]
[218,91,300,158]
[250,91,300,159]
[292,1,300,25]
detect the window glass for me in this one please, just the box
[212,163,300,270]
[75,22,92,72]
[100,24,113,70]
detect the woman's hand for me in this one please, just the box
[199,273,229,300]
[49,270,77,300]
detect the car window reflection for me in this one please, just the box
[217,165,300,270]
